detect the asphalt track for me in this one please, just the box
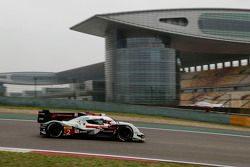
[0,119,250,167]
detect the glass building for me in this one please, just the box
[71,8,250,105]
[105,30,179,104]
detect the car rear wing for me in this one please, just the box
[37,109,86,123]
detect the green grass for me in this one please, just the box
[0,151,205,167]
[0,104,44,111]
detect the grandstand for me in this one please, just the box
[180,64,250,108]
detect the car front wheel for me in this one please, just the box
[117,126,133,142]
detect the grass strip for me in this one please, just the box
[0,151,204,167]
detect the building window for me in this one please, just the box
[217,63,223,69]
[203,65,208,71]
[199,13,250,39]
[241,59,248,66]
[209,64,216,70]
[190,67,195,72]
[232,60,239,67]
[159,17,188,26]
[224,62,231,67]
[196,66,201,71]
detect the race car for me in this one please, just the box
[37,110,145,142]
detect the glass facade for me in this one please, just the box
[105,30,179,105]
[199,13,250,39]
[0,83,6,96]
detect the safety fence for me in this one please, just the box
[0,96,237,125]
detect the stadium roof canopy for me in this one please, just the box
[0,72,60,85]
[0,63,105,85]
[71,8,250,67]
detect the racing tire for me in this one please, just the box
[46,122,63,138]
[117,126,133,142]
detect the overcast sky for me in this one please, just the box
[0,0,249,73]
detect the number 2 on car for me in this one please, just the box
[64,126,74,135]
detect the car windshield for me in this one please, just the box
[87,119,104,125]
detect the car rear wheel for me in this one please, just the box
[46,122,63,138]
[117,126,133,141]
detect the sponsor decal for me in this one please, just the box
[64,126,74,135]
[74,129,87,134]
[86,125,100,129]
[51,114,73,118]
[64,126,73,130]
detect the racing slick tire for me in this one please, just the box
[46,122,63,138]
[117,126,133,142]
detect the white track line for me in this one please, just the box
[0,118,249,138]
[139,127,250,138]
[0,146,30,153]
[0,146,235,167]
[0,118,35,122]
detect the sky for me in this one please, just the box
[0,0,250,73]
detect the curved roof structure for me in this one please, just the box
[71,8,250,67]
[71,8,250,43]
